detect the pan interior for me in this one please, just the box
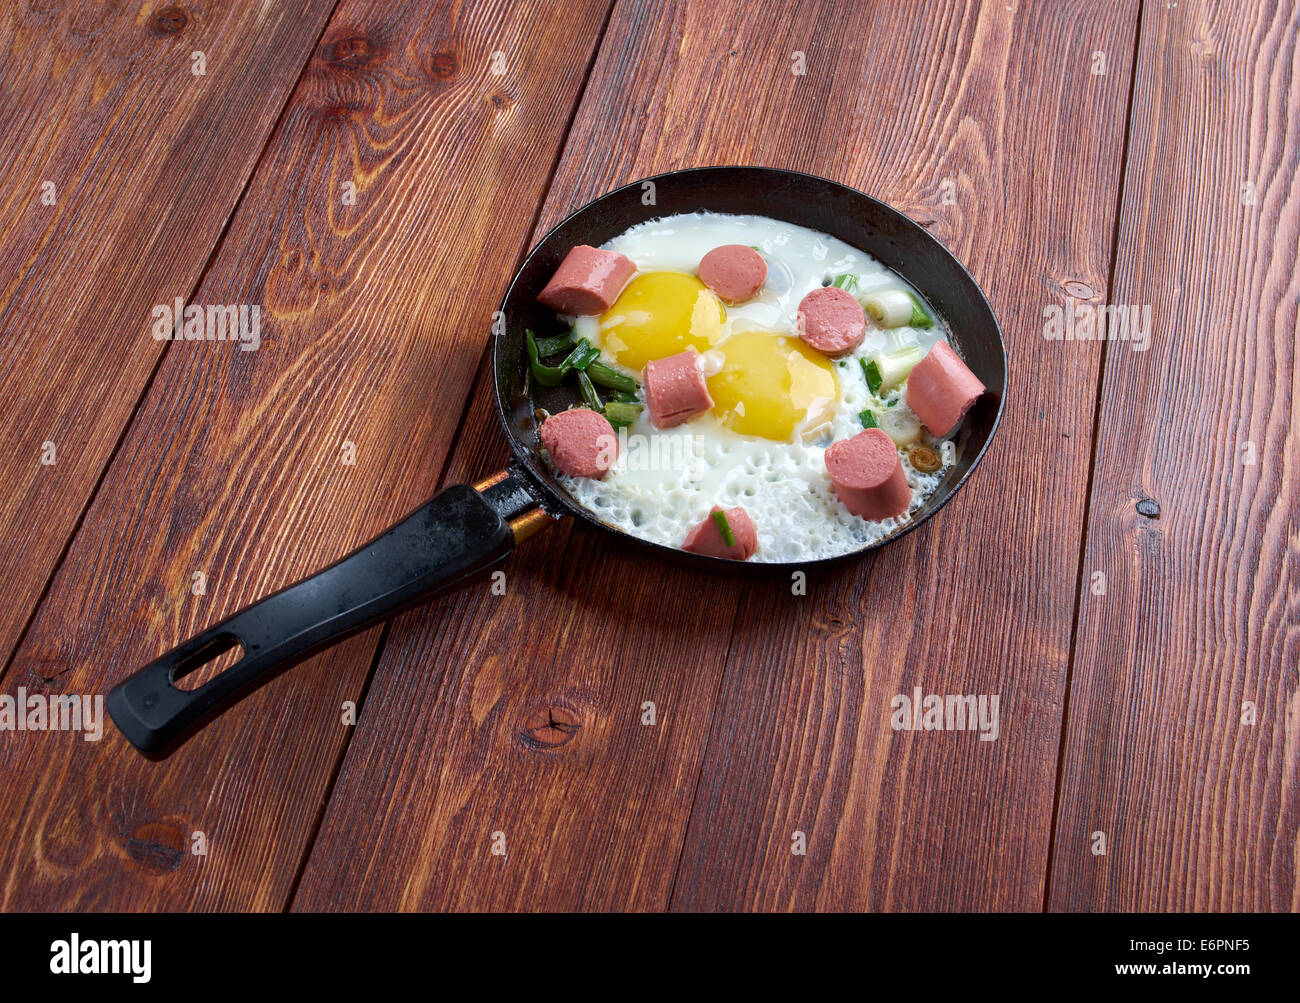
[493,167,1006,570]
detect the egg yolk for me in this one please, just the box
[707,329,840,441]
[599,272,726,371]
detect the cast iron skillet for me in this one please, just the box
[108,166,1006,755]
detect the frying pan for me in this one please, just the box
[108,167,1006,755]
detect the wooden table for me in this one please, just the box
[0,0,1295,912]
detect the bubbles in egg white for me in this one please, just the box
[558,211,956,563]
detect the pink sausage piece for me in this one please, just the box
[537,245,637,316]
[682,506,758,561]
[825,428,911,521]
[644,348,713,429]
[796,286,867,356]
[906,340,986,436]
[539,408,618,479]
[698,244,767,303]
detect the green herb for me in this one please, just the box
[859,408,879,429]
[832,273,858,292]
[613,390,639,404]
[603,400,642,428]
[711,509,736,547]
[559,338,600,374]
[907,291,933,329]
[861,357,883,395]
[526,330,565,387]
[586,361,638,393]
[533,331,576,357]
[576,370,603,410]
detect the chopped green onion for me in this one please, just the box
[858,408,879,429]
[861,289,914,328]
[861,357,883,395]
[906,291,933,329]
[603,400,642,428]
[559,338,600,373]
[533,331,576,357]
[525,330,565,387]
[711,509,736,547]
[878,408,921,446]
[832,273,858,292]
[576,370,603,410]
[586,360,638,393]
[866,346,924,394]
[613,390,639,404]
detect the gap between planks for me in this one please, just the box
[1040,0,1147,914]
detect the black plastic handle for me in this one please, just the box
[108,483,520,755]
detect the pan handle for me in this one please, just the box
[108,473,546,755]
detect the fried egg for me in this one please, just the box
[558,212,955,562]
[705,327,839,442]
[599,272,727,370]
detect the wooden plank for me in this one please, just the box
[0,0,613,911]
[1049,0,1300,911]
[0,0,339,672]
[294,0,1138,911]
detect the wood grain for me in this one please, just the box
[1049,0,1300,911]
[0,0,612,911]
[0,0,339,675]
[294,0,1139,911]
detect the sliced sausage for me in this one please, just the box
[905,340,986,436]
[698,244,767,303]
[682,505,758,560]
[644,348,713,428]
[539,408,618,479]
[825,428,911,520]
[537,245,637,316]
[796,286,867,355]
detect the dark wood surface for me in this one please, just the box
[1048,0,1300,912]
[0,0,1294,912]
[0,0,339,677]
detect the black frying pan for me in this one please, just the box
[108,167,1006,755]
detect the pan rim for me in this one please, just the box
[492,165,1008,572]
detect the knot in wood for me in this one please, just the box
[125,819,186,872]
[430,51,458,78]
[519,705,581,750]
[327,34,380,67]
[149,6,188,35]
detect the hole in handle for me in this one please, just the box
[171,634,245,691]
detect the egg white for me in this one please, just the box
[556,211,957,563]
